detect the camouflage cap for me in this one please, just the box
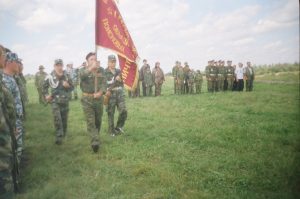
[108,55,116,61]
[6,52,19,62]
[54,58,63,65]
[39,65,45,69]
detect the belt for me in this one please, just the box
[82,92,94,97]
[111,87,123,91]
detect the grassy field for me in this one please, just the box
[16,73,299,199]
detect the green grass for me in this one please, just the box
[16,75,299,199]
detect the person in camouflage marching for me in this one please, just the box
[0,45,18,199]
[225,60,235,91]
[217,60,226,92]
[194,70,203,94]
[66,62,78,100]
[104,55,127,136]
[79,52,106,152]
[152,62,165,96]
[172,61,179,94]
[43,59,73,145]
[35,65,48,104]
[144,63,153,96]
[176,62,185,94]
[245,61,255,92]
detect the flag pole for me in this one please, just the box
[95,0,98,59]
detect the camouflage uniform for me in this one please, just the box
[2,73,24,158]
[79,66,106,149]
[245,65,255,92]
[0,75,16,199]
[172,64,179,94]
[105,67,127,135]
[15,74,28,119]
[176,66,185,94]
[217,64,226,92]
[152,65,165,96]
[205,62,217,92]
[66,66,78,100]
[194,70,203,94]
[35,67,48,104]
[183,64,190,94]
[43,70,73,144]
[187,70,195,94]
[226,65,235,91]
[144,64,153,96]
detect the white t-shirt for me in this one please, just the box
[235,67,244,80]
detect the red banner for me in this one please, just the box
[96,0,139,90]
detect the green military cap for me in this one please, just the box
[39,65,44,69]
[108,55,116,61]
[54,59,63,65]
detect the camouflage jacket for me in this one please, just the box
[43,70,74,104]
[144,65,153,86]
[152,67,165,84]
[205,65,217,79]
[104,68,123,91]
[35,71,48,88]
[79,66,106,94]
[2,73,23,118]
[217,67,226,79]
[194,72,203,83]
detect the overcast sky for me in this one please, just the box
[0,0,299,74]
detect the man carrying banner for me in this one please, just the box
[79,52,106,152]
[104,55,127,136]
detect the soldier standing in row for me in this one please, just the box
[144,63,153,96]
[2,52,25,160]
[35,65,47,104]
[43,59,73,145]
[79,53,106,152]
[66,62,78,100]
[176,62,185,94]
[172,61,179,94]
[218,60,226,92]
[183,62,190,94]
[139,59,149,97]
[194,70,203,94]
[245,61,255,92]
[225,61,235,91]
[105,55,127,136]
[152,62,165,96]
[0,45,18,199]
[205,60,216,92]
[187,69,195,94]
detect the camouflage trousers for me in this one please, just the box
[69,85,78,100]
[188,83,194,94]
[37,87,45,104]
[15,118,24,158]
[81,96,103,145]
[145,85,152,96]
[218,78,225,91]
[154,83,163,96]
[207,79,213,92]
[0,108,14,199]
[176,79,184,94]
[227,77,234,91]
[246,78,254,91]
[195,82,202,94]
[51,103,69,138]
[173,79,177,94]
[106,89,127,134]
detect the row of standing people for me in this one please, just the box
[205,60,255,92]
[172,61,203,94]
[0,45,28,198]
[129,59,165,98]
